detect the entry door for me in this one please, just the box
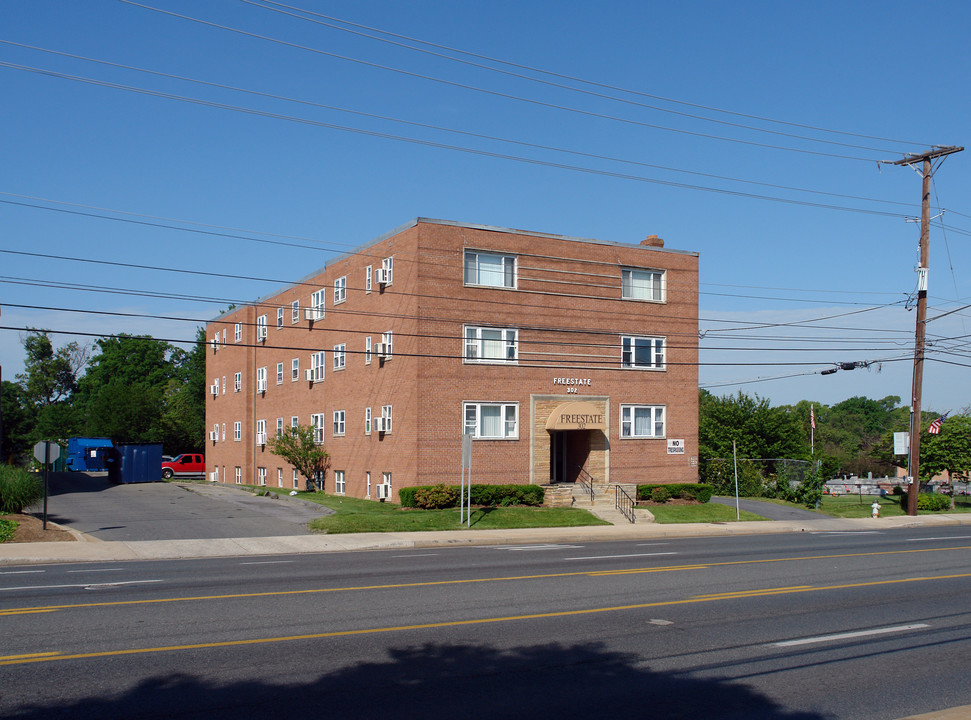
[550,431,590,483]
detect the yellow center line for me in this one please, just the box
[2,544,969,616]
[3,571,970,667]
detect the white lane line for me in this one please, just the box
[391,554,439,558]
[635,543,670,547]
[239,560,295,565]
[809,531,882,536]
[0,570,45,575]
[0,580,163,592]
[907,536,971,542]
[770,623,929,648]
[564,552,677,561]
[67,568,123,573]
[493,545,584,551]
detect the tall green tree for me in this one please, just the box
[699,390,805,461]
[15,330,88,443]
[267,425,330,491]
[1,380,33,462]
[158,328,207,453]
[920,415,971,482]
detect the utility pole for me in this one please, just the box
[889,146,963,516]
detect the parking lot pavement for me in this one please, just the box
[44,472,331,541]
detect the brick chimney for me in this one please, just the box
[641,234,664,248]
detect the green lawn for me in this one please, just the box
[815,494,971,518]
[647,503,767,524]
[260,487,610,533]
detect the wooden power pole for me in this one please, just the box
[890,146,963,516]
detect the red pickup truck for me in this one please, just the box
[161,453,205,479]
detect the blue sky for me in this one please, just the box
[2,0,969,413]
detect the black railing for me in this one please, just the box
[615,485,636,524]
[575,465,595,503]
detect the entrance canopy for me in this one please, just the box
[545,402,606,431]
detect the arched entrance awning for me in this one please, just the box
[544,402,606,431]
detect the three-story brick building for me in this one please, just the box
[205,218,699,499]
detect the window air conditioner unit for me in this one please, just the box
[208,431,217,441]
[257,380,267,394]
[375,417,389,434]
[210,384,218,396]
[373,343,388,359]
[376,483,391,500]
[305,369,314,381]
[257,326,267,342]
[256,432,267,446]
[304,307,324,322]
[375,268,390,285]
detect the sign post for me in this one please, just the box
[33,441,60,530]
[461,433,472,526]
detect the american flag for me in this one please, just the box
[928,412,949,435]
[810,405,816,430]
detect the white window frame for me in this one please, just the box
[234,372,242,392]
[380,331,393,360]
[622,267,665,302]
[380,404,393,434]
[464,402,519,439]
[333,343,346,370]
[293,469,300,489]
[291,358,299,381]
[256,419,267,446]
[222,376,226,395]
[235,466,242,484]
[277,468,283,487]
[365,336,372,365]
[257,314,267,342]
[464,250,516,289]
[221,422,226,441]
[335,470,346,495]
[310,413,326,445]
[311,351,326,383]
[277,307,284,328]
[333,410,345,436]
[256,366,267,394]
[310,289,326,320]
[334,275,347,304]
[291,300,300,324]
[621,404,665,438]
[365,265,372,293]
[379,256,394,285]
[214,377,220,395]
[366,471,371,498]
[234,323,242,342]
[276,362,284,385]
[257,467,267,487]
[276,417,284,437]
[291,416,299,433]
[464,326,518,363]
[233,421,241,441]
[621,336,665,370]
[364,406,372,435]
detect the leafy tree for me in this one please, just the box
[1,380,33,462]
[920,415,971,482]
[267,425,330,491]
[699,390,805,461]
[157,328,206,453]
[16,330,88,407]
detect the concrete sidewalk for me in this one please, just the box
[4,511,971,565]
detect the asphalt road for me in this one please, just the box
[3,528,971,719]
[42,472,330,540]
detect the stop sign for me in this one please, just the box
[33,441,61,464]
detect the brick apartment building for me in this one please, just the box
[204,218,699,499]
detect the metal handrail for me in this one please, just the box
[574,465,596,503]
[615,485,636,524]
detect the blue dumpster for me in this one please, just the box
[107,443,163,484]
[65,437,113,471]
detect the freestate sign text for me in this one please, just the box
[553,377,591,394]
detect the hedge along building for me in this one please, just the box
[204,218,699,499]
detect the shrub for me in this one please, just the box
[399,484,544,508]
[0,518,16,543]
[0,466,43,514]
[650,487,671,503]
[891,486,904,496]
[413,484,459,509]
[637,484,713,503]
[917,493,952,512]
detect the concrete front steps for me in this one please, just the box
[570,484,655,525]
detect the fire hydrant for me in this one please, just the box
[871,501,881,518]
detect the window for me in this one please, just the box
[364,406,372,435]
[382,472,392,496]
[621,405,665,438]
[379,331,393,360]
[464,250,516,288]
[293,469,300,489]
[211,336,218,354]
[233,421,241,441]
[256,419,267,445]
[222,376,226,395]
[334,275,346,304]
[365,336,372,365]
[622,336,665,370]
[366,471,371,498]
[464,402,518,439]
[335,470,345,495]
[277,307,284,328]
[234,372,242,392]
[234,323,242,342]
[377,256,393,285]
[291,416,299,433]
[276,417,284,436]
[310,289,326,320]
[221,423,226,441]
[311,351,325,383]
[622,267,664,302]
[277,468,283,487]
[291,300,300,324]
[310,413,326,444]
[333,344,346,370]
[257,314,267,341]
[257,467,267,486]
[333,410,345,436]
[465,327,517,363]
[214,377,220,395]
[212,423,219,442]
[235,466,242,484]
[291,358,299,381]
[380,405,393,434]
[276,362,284,385]
[256,367,267,394]
[365,265,372,293]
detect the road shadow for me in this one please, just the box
[4,640,827,720]
[45,471,117,496]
